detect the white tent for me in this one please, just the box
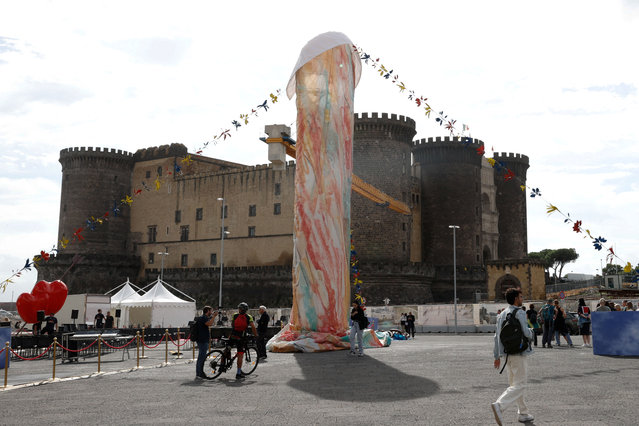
[108,279,144,327]
[119,279,196,328]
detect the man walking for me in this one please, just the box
[539,298,555,348]
[256,305,270,360]
[406,312,416,339]
[195,306,217,379]
[492,288,534,425]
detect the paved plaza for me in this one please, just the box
[1,334,638,425]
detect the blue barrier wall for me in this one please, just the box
[592,312,639,356]
[0,327,10,369]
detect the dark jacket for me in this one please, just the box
[257,312,270,334]
[351,306,367,329]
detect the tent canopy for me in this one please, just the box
[118,279,196,327]
[110,281,143,304]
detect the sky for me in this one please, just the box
[1,0,638,301]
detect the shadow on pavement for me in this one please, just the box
[287,351,440,402]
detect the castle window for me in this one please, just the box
[476,254,480,262]
[196,208,203,221]
[114,175,118,182]
[148,226,157,243]
[157,166,162,177]
[273,203,281,215]
[63,204,67,212]
[166,226,169,235]
[148,252,154,264]
[181,254,188,267]
[248,226,256,237]
[402,242,406,252]
[476,235,480,247]
[210,253,217,266]
[180,225,189,241]
[274,183,281,196]
[146,171,151,178]
[175,210,181,223]
[402,164,406,175]
[221,205,228,219]
[249,205,256,217]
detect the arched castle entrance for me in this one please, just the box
[494,274,522,300]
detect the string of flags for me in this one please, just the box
[350,232,366,308]
[192,90,282,156]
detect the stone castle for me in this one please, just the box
[37,112,546,308]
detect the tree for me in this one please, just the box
[528,248,579,282]
[603,264,623,275]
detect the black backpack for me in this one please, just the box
[189,317,200,342]
[498,308,529,373]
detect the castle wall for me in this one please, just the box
[131,160,296,273]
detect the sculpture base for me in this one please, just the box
[266,323,391,353]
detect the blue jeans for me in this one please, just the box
[196,341,209,377]
[555,330,573,346]
[349,322,363,354]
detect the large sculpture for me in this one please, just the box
[268,32,388,352]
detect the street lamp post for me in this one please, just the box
[157,250,168,281]
[449,225,460,334]
[217,197,226,310]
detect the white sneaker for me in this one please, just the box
[518,413,534,423]
[491,402,503,426]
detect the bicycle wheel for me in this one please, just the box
[239,346,259,375]
[203,350,226,379]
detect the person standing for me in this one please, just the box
[406,312,416,339]
[526,304,539,347]
[195,306,217,380]
[491,288,534,425]
[400,312,407,333]
[230,302,258,380]
[553,301,573,347]
[41,313,58,335]
[596,298,611,312]
[539,299,555,348]
[256,305,270,360]
[105,311,115,329]
[577,298,592,347]
[349,301,366,357]
[94,309,105,330]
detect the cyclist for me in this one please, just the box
[230,302,258,380]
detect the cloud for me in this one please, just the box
[106,37,191,66]
[0,36,19,54]
[0,80,92,114]
[586,83,637,98]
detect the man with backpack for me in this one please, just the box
[491,288,534,425]
[230,302,258,380]
[539,298,556,348]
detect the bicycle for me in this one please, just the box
[203,336,259,379]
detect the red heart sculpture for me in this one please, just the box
[16,280,68,323]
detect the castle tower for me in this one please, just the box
[493,152,530,259]
[57,147,135,255]
[36,147,140,294]
[412,137,485,266]
[351,113,417,263]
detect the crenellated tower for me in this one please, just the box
[57,147,135,254]
[351,112,418,264]
[36,147,140,294]
[412,136,485,267]
[493,152,530,259]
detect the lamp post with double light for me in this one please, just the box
[449,225,460,334]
